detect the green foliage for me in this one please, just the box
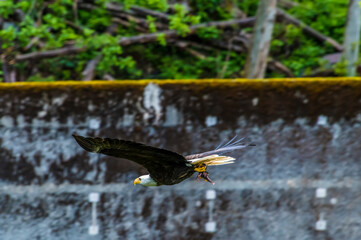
[290,0,347,41]
[86,34,120,50]
[156,33,166,46]
[15,0,30,12]
[196,27,220,39]
[0,0,356,81]
[0,26,17,49]
[334,59,347,76]
[136,0,168,11]
[0,0,15,18]
[146,16,157,33]
[238,0,258,16]
[115,0,168,11]
[79,6,112,31]
[169,4,200,36]
[122,0,136,9]
[269,0,350,76]
[126,44,246,79]
[191,0,234,21]
[27,74,56,82]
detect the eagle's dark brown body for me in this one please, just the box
[150,164,195,185]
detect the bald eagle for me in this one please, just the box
[73,134,255,186]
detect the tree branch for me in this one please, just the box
[79,2,170,22]
[117,17,255,45]
[172,41,207,59]
[278,0,299,9]
[113,3,169,22]
[16,45,86,61]
[268,60,295,77]
[82,54,103,81]
[16,17,255,62]
[103,74,115,80]
[277,8,343,51]
[112,17,148,32]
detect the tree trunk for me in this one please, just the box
[343,0,361,76]
[244,0,277,79]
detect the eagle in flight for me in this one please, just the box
[73,134,255,186]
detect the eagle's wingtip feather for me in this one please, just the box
[72,134,100,153]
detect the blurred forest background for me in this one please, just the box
[0,0,359,82]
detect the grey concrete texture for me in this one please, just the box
[0,80,360,239]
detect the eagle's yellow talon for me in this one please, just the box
[194,163,207,172]
[194,166,207,172]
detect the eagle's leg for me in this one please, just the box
[194,163,214,184]
[196,172,202,181]
[197,171,215,185]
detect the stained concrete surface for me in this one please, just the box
[0,79,360,239]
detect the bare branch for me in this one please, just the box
[16,17,255,62]
[103,74,115,80]
[268,60,295,77]
[172,41,207,59]
[173,40,215,51]
[117,4,169,21]
[305,69,336,77]
[112,17,148,32]
[65,20,84,33]
[207,39,246,52]
[82,54,103,81]
[277,8,343,51]
[218,38,234,78]
[16,46,86,61]
[118,17,255,45]
[278,0,299,9]
[79,2,169,22]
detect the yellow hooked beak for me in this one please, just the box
[134,178,141,186]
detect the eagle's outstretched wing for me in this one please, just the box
[73,134,187,173]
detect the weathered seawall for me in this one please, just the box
[0,78,360,240]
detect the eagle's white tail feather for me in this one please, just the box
[188,154,235,166]
[207,160,235,165]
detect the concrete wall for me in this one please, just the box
[0,79,360,240]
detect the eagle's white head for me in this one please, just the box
[134,174,158,186]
